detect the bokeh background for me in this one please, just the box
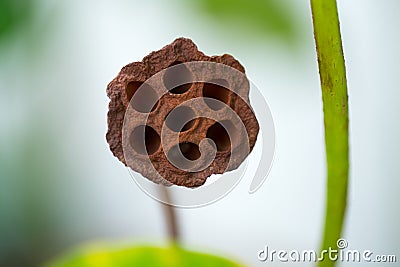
[0,0,399,266]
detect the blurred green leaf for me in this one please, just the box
[45,245,244,267]
[0,0,33,42]
[191,0,299,43]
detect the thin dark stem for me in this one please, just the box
[159,187,180,243]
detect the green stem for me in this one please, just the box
[310,1,349,267]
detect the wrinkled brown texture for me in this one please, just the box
[106,38,259,187]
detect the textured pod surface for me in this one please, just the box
[106,38,259,187]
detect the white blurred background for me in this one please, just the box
[0,0,399,266]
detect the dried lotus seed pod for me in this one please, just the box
[106,38,259,187]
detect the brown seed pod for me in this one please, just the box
[106,38,259,187]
